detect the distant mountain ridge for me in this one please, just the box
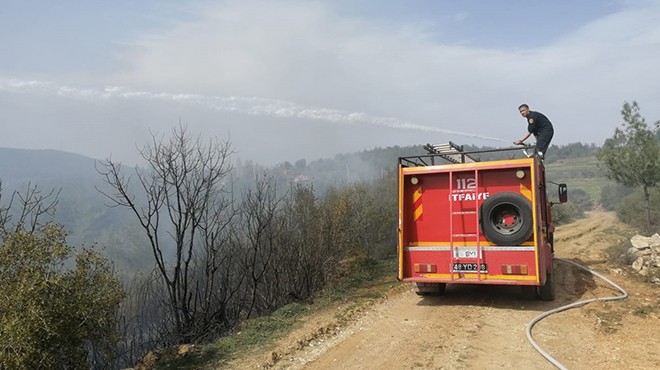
[0,147,99,182]
[0,147,153,271]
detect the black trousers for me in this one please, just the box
[535,129,554,155]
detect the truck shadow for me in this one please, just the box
[414,258,598,312]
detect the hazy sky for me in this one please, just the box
[2,0,659,165]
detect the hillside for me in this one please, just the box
[0,148,152,271]
[545,156,610,200]
[0,148,99,181]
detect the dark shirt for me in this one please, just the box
[526,111,554,137]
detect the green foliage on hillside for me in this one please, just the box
[0,224,125,369]
[544,156,610,204]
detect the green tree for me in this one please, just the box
[597,101,660,231]
[0,224,124,369]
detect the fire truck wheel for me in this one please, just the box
[479,192,533,246]
[538,272,556,301]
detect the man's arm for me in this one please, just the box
[514,131,532,145]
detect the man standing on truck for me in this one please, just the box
[514,104,554,158]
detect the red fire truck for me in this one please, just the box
[397,142,567,300]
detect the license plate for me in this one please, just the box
[452,263,487,272]
[453,247,481,259]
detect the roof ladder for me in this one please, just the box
[424,141,478,164]
[448,167,484,282]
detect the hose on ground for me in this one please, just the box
[525,258,629,370]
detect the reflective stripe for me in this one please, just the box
[413,186,423,221]
[405,246,535,252]
[405,246,450,251]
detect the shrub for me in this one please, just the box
[569,188,595,214]
[0,225,124,369]
[600,183,634,211]
[552,202,578,225]
[616,188,660,233]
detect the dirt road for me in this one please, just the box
[235,211,660,369]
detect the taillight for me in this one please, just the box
[414,264,437,273]
[501,264,528,275]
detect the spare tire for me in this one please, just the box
[480,192,533,245]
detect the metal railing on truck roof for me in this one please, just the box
[399,142,536,167]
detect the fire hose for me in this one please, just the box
[525,258,629,370]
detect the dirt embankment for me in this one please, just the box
[231,211,660,370]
